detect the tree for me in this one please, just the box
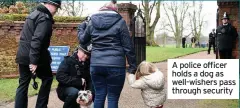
[162,1,190,48]
[188,1,206,47]
[142,0,161,46]
[56,0,84,17]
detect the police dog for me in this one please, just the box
[76,90,92,108]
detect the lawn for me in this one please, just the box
[146,46,207,62]
[198,99,238,108]
[0,77,58,103]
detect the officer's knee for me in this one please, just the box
[65,88,79,102]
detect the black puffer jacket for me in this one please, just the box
[78,10,137,73]
[209,32,216,43]
[15,4,54,65]
[56,54,92,101]
[216,24,238,50]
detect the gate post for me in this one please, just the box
[118,3,137,67]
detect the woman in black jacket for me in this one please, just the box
[56,43,93,108]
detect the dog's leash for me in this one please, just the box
[83,79,87,91]
[31,71,38,90]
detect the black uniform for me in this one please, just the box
[182,37,186,48]
[15,4,54,108]
[56,54,93,108]
[216,23,238,59]
[208,32,216,54]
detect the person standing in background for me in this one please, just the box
[208,28,216,54]
[15,0,61,108]
[182,37,186,48]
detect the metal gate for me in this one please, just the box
[131,8,146,65]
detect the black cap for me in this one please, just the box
[77,42,92,55]
[222,12,229,20]
[42,0,61,8]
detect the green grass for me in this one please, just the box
[146,46,207,62]
[198,100,238,108]
[0,77,58,103]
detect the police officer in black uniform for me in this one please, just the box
[216,12,238,59]
[15,0,61,108]
[56,43,94,108]
[208,29,216,54]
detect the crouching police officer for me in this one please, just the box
[216,12,238,59]
[56,43,94,108]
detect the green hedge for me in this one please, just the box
[0,14,85,23]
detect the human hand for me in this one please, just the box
[29,64,37,74]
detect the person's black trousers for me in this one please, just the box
[182,42,185,48]
[15,64,53,108]
[208,42,215,54]
[219,49,232,59]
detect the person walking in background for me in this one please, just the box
[77,0,137,108]
[128,61,166,108]
[216,12,238,59]
[15,0,61,108]
[208,28,216,54]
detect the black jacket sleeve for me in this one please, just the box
[29,17,50,65]
[56,59,83,88]
[120,20,137,74]
[232,26,238,48]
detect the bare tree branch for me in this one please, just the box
[150,0,160,30]
[149,0,156,16]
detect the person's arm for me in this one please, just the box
[232,26,238,49]
[77,22,91,45]
[127,74,148,89]
[29,17,50,65]
[120,20,137,74]
[56,59,83,88]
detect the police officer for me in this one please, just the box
[208,29,216,54]
[56,43,93,108]
[216,12,238,59]
[15,0,61,108]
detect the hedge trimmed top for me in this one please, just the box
[0,14,84,23]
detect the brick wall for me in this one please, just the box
[217,1,239,58]
[118,3,137,36]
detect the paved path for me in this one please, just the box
[2,51,232,108]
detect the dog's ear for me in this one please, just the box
[87,90,92,94]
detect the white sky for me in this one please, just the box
[79,1,218,37]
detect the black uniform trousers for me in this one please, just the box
[15,64,53,108]
[208,41,215,54]
[219,49,232,59]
